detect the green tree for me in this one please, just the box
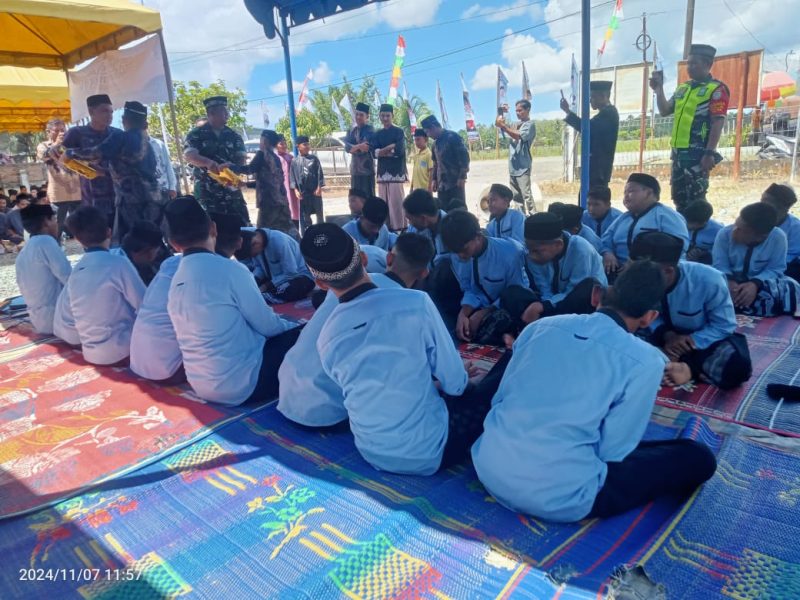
[147,79,247,156]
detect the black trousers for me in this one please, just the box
[424,257,463,321]
[438,187,466,212]
[588,438,717,519]
[246,325,304,403]
[787,259,800,284]
[55,200,81,238]
[274,276,315,303]
[679,333,752,390]
[500,278,597,326]
[440,351,512,470]
[350,174,375,199]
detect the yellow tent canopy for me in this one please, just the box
[0,0,162,70]
[0,66,70,132]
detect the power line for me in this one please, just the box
[720,0,778,59]
[169,0,550,65]
[245,0,615,103]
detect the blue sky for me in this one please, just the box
[144,0,799,127]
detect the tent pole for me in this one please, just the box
[157,30,188,194]
[280,13,299,155]
[579,0,591,208]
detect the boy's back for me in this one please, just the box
[68,249,145,364]
[15,235,71,334]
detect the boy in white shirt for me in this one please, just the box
[15,204,72,334]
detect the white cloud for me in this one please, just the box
[381,0,443,28]
[269,61,333,94]
[461,1,543,24]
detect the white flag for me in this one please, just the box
[331,96,346,130]
[373,88,382,108]
[436,80,450,130]
[403,82,417,134]
[496,66,509,111]
[339,93,356,127]
[522,61,532,101]
[570,54,580,112]
[296,68,313,113]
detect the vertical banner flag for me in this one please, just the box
[373,89,382,109]
[436,80,450,130]
[497,66,509,138]
[403,82,417,134]
[570,53,580,111]
[522,61,532,101]
[597,0,624,65]
[331,96,347,130]
[296,68,313,113]
[387,35,406,106]
[339,93,356,127]
[461,74,479,142]
[260,101,269,127]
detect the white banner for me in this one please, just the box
[68,35,169,122]
[591,62,654,115]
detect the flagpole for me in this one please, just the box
[580,0,591,208]
[279,15,298,154]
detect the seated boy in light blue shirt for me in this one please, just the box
[485,183,525,248]
[548,201,601,252]
[472,261,716,522]
[631,231,751,390]
[683,200,723,265]
[278,232,435,428]
[761,183,800,283]
[342,195,397,251]
[712,203,800,317]
[582,185,622,237]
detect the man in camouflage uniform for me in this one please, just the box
[183,96,250,224]
[651,44,730,215]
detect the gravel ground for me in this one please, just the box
[3,158,793,300]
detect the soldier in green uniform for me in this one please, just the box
[650,44,730,215]
[183,96,250,224]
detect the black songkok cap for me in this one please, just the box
[128,220,163,246]
[630,231,684,265]
[489,183,513,200]
[210,212,244,238]
[123,101,147,118]
[164,195,209,236]
[420,115,440,129]
[362,196,389,224]
[261,129,280,145]
[300,223,362,282]
[548,202,584,230]
[524,213,564,242]
[627,172,661,198]
[20,203,55,220]
[295,135,310,145]
[590,80,613,93]
[203,96,228,108]
[86,94,111,108]
[355,102,370,114]
[379,103,394,114]
[689,44,717,59]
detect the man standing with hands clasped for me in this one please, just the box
[496,99,537,214]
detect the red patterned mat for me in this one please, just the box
[657,315,800,437]
[0,340,264,519]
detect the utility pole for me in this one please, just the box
[683,0,695,59]
[636,13,651,171]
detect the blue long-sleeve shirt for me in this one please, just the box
[577,224,602,252]
[250,228,312,287]
[778,213,800,263]
[650,260,736,349]
[318,286,468,475]
[278,273,403,427]
[689,219,724,252]
[524,234,607,309]
[601,203,689,264]
[486,208,525,248]
[582,207,623,237]
[472,309,667,522]
[407,210,449,266]
[451,236,528,308]
[712,225,788,284]
[342,218,397,251]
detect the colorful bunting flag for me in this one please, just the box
[436,80,450,130]
[387,35,406,106]
[461,74,479,142]
[597,0,624,65]
[522,61,532,101]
